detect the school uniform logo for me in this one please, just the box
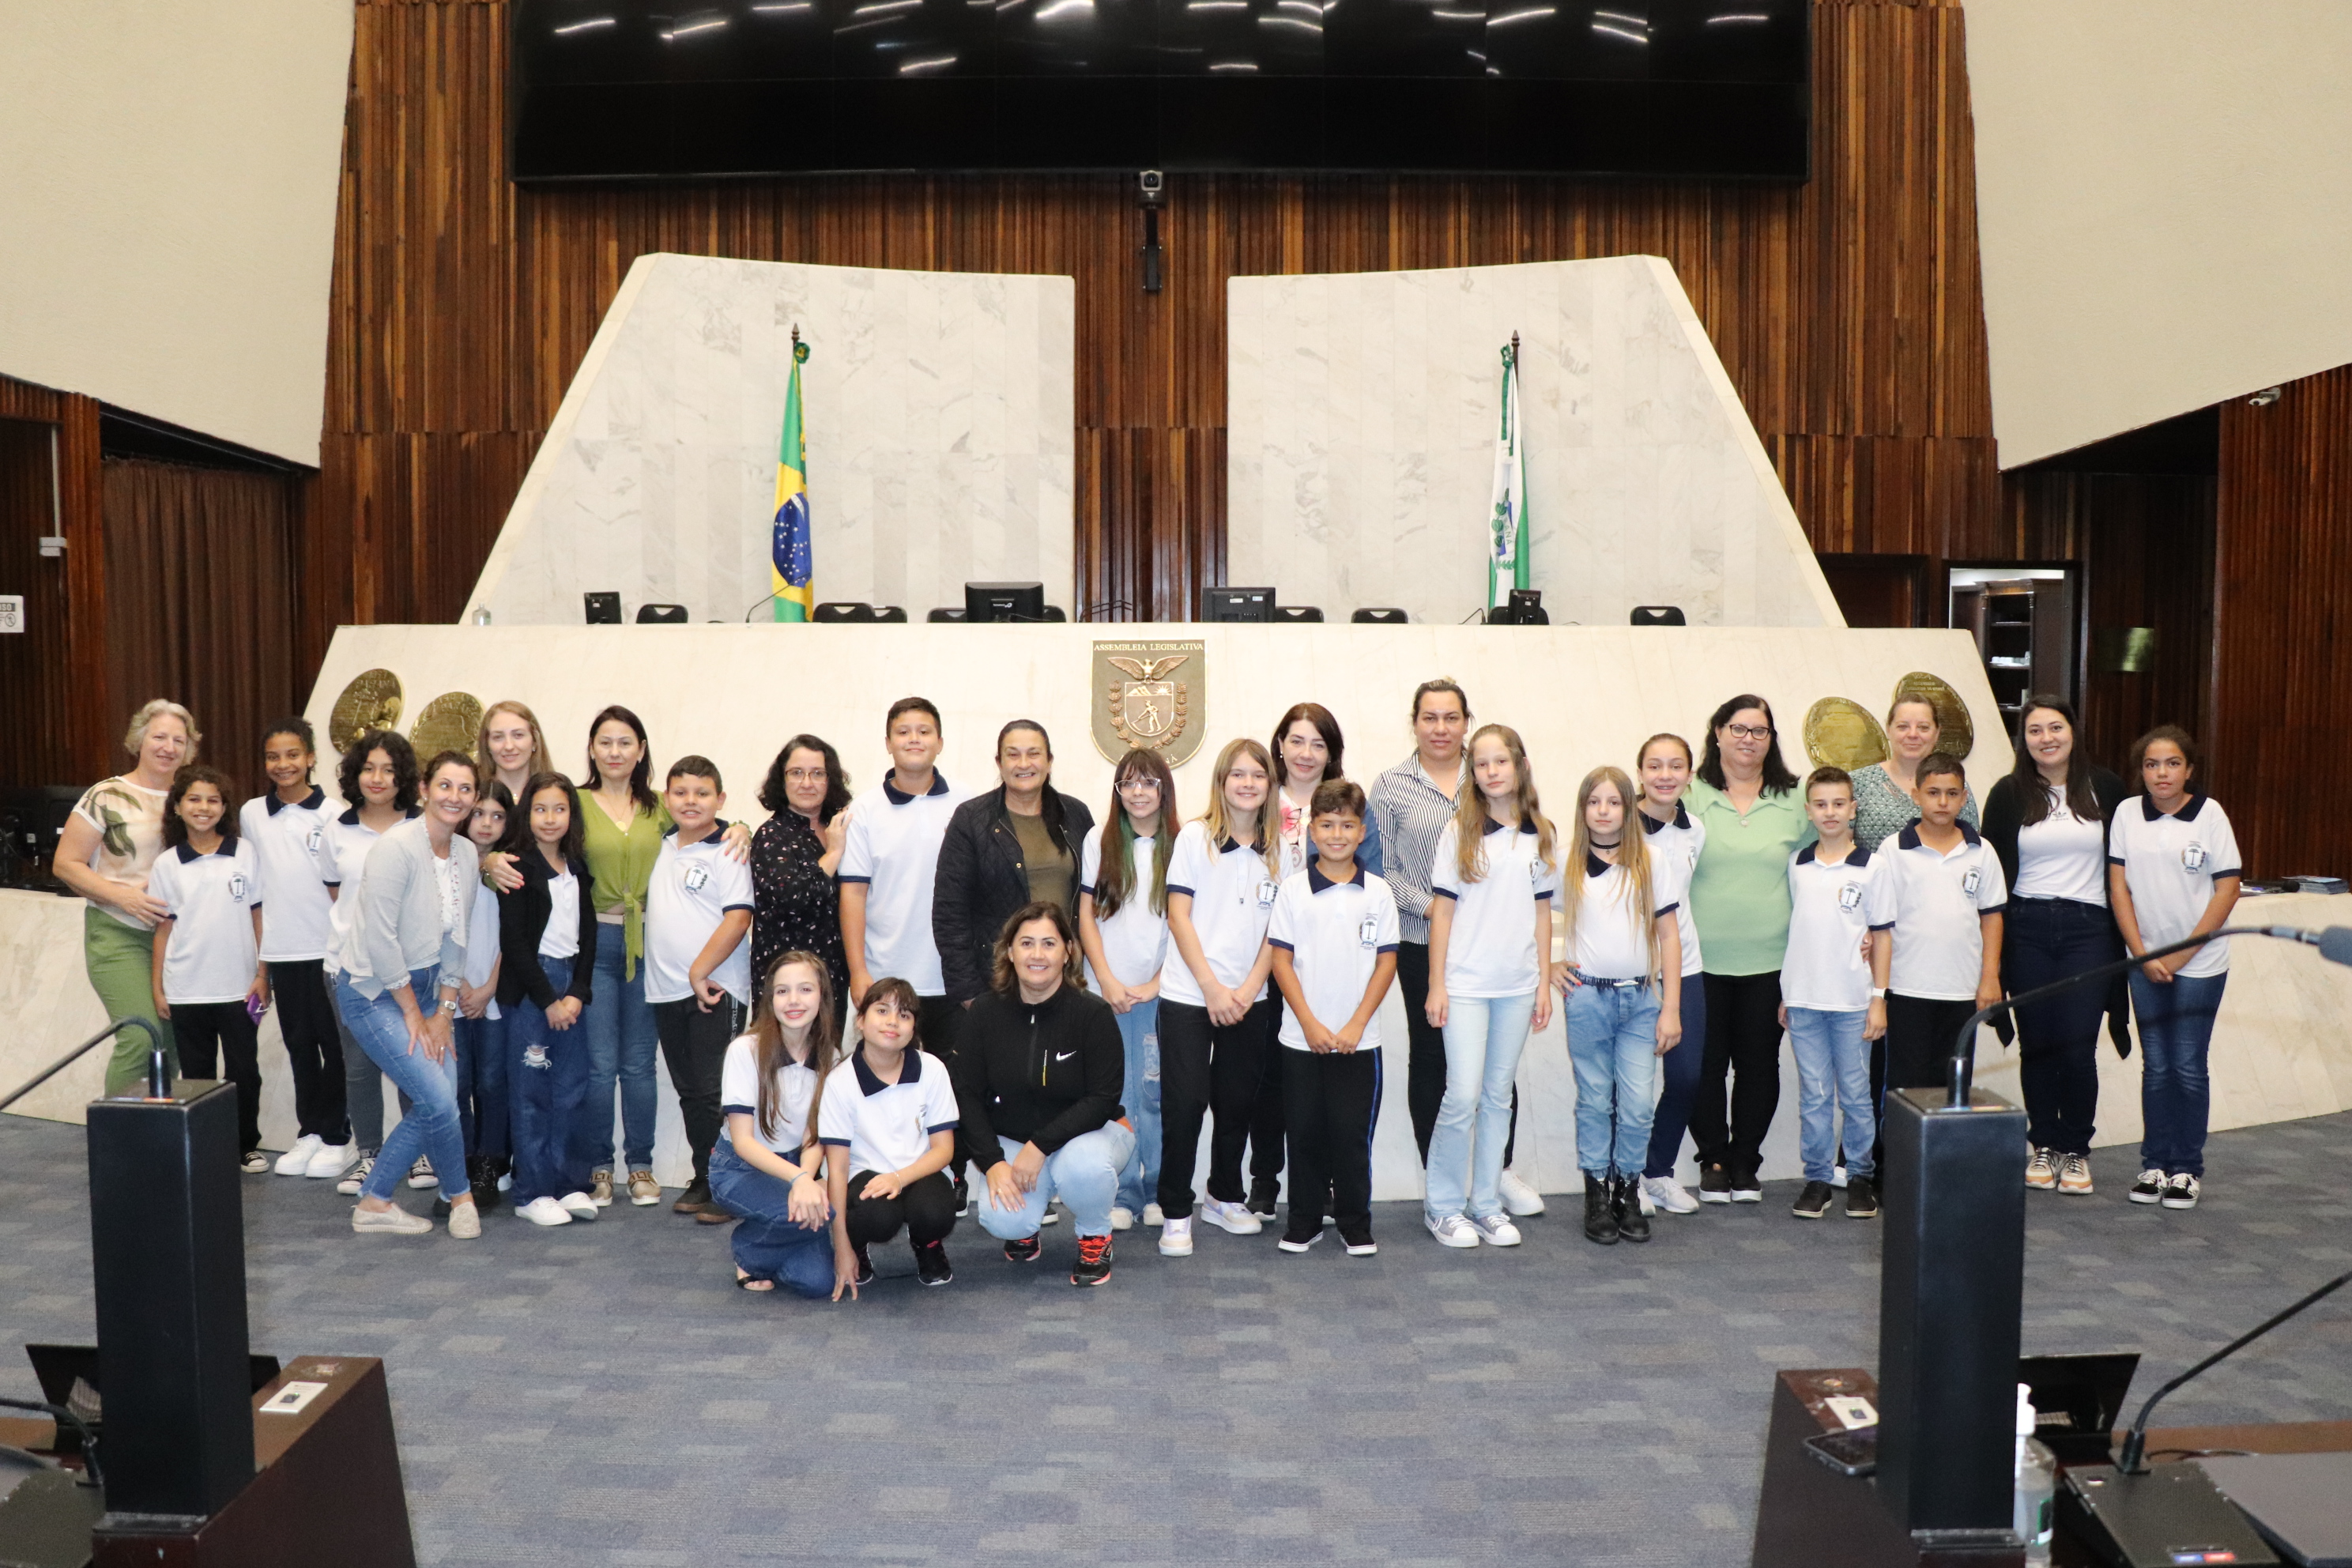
[2182,842,2207,873]
[229,873,249,899]
[304,825,325,853]
[683,861,710,892]
[1962,867,1982,896]
[1838,882,1863,912]
[1257,880,1278,908]
[1091,639,1207,766]
[1359,915,1380,948]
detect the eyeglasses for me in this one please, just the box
[1118,776,1163,793]
[1722,723,1773,741]
[784,768,827,785]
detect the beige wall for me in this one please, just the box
[1966,0,2352,466]
[0,0,352,462]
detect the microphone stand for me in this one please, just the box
[2116,1268,2350,1472]
[0,1016,167,1111]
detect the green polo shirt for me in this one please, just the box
[1684,778,1816,977]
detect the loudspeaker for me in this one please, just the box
[582,592,621,624]
[1630,605,1687,626]
[634,603,688,624]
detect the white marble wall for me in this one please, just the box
[468,254,1076,625]
[1227,256,1843,628]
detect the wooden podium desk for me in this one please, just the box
[1751,1368,2352,1568]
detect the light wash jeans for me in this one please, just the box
[973,1125,1137,1240]
[1427,991,1536,1221]
[1786,1005,1875,1183]
[1565,982,1660,1180]
[336,965,466,1204]
[581,934,659,1171]
[1112,999,1162,1215]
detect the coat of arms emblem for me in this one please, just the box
[1091,639,1206,765]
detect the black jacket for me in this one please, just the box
[496,849,598,1011]
[952,982,1125,1157]
[1980,767,2131,1051]
[932,785,1096,1004]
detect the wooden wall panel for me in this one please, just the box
[316,0,1997,632]
[0,375,110,783]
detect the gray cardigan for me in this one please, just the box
[338,815,477,1000]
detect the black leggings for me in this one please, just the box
[845,1169,959,1248]
[1156,996,1277,1218]
[1690,971,1783,1178]
[270,960,348,1143]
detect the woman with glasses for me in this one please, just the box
[749,734,854,1032]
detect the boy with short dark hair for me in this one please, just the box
[1266,778,1399,1256]
[646,756,754,1218]
[1883,752,2007,1098]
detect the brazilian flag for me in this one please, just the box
[771,337,814,622]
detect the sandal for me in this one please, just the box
[734,1267,774,1293]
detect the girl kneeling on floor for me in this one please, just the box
[820,978,961,1295]
[710,951,842,1296]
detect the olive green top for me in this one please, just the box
[1683,777,1817,977]
[576,788,672,978]
[1014,810,1074,916]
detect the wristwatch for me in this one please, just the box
[1868,987,1887,1000]
[438,997,461,1018]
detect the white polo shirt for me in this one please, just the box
[1267,865,1400,1050]
[239,788,334,963]
[320,805,415,978]
[1886,821,2009,1001]
[1640,804,1707,976]
[816,1047,960,1177]
[148,838,264,1005]
[1781,842,1897,1012]
[719,1032,821,1155]
[1159,820,1280,1007]
[1566,842,1679,982]
[1079,823,1170,991]
[838,773,967,997]
[645,827,754,1005]
[1429,819,1561,998]
[2109,794,2242,979]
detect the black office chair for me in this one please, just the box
[635,603,688,624]
[871,605,909,623]
[1351,608,1409,624]
[813,601,876,622]
[1276,605,1325,623]
[927,608,969,623]
[1630,605,1687,627]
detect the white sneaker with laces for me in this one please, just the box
[1497,1168,1547,1216]
[1142,1203,1165,1227]
[351,1204,431,1235]
[336,1155,376,1196]
[1468,1213,1522,1247]
[276,1134,323,1176]
[1159,1215,1194,1257]
[446,1201,481,1239]
[518,1196,573,1227]
[1110,1206,1136,1231]
[2160,1173,2201,1210]
[1425,1212,1480,1249]
[239,1151,272,1174]
[407,1157,439,1190]
[306,1140,355,1178]
[558,1190,601,1220]
[2025,1147,2057,1190]
[1639,1175,1701,1216]
[2129,1168,2167,1204]
[1200,1198,1262,1235]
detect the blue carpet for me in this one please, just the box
[3,1111,2349,1565]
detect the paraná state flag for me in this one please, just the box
[771,340,813,622]
[1487,340,1528,612]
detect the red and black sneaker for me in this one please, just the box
[1071,1234,1113,1287]
[914,1238,954,1287]
[1004,1233,1043,1265]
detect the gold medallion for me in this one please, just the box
[1891,672,1975,760]
[1803,697,1890,771]
[1091,639,1206,767]
[409,692,485,766]
[330,669,404,753]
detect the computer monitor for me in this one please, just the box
[583,591,622,624]
[964,582,1047,623]
[1488,589,1548,625]
[1203,586,1276,623]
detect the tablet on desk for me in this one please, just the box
[2200,1453,2352,1568]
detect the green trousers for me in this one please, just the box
[84,906,178,1095]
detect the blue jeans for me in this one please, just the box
[1644,971,1708,1179]
[1112,1000,1162,1215]
[581,933,658,1170]
[453,1012,510,1163]
[507,956,593,1206]
[336,967,466,1204]
[973,1125,1136,1240]
[1427,992,1534,1222]
[1786,1006,1875,1183]
[707,1141,836,1298]
[1566,982,1660,1180]
[2130,969,2226,1176]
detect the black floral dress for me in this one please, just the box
[749,812,849,1013]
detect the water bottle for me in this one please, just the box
[2013,1382,2056,1565]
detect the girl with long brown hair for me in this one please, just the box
[707,952,842,1295]
[1077,746,1178,1229]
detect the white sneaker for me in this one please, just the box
[407,1158,439,1190]
[306,1140,355,1179]
[496,1169,513,1193]
[1830,1163,1850,1189]
[336,1154,376,1196]
[447,1201,481,1239]
[1639,1175,1701,1216]
[558,1190,601,1220]
[1468,1213,1522,1247]
[276,1134,323,1176]
[1497,1168,1547,1216]
[1159,1215,1194,1256]
[1425,1212,1481,1249]
[351,1204,431,1235]
[1110,1206,1136,1231]
[1142,1202,1165,1227]
[518,1196,573,1227]
[1200,1198,1262,1236]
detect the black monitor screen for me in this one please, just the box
[511,0,1807,179]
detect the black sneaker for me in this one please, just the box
[1611,1176,1651,1243]
[1276,1227,1321,1254]
[850,1242,875,1287]
[1698,1163,1732,1204]
[1729,1167,1763,1203]
[1583,1181,1619,1244]
[673,1181,711,1215]
[1340,1223,1378,1257]
[1247,1185,1282,1223]
[1845,1178,1879,1219]
[952,1177,971,1217]
[1071,1234,1113,1287]
[1004,1234,1042,1265]
[915,1238,954,1287]
[2129,1168,2167,1204]
[467,1155,503,1212]
[1792,1181,1834,1219]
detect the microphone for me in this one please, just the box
[744,587,786,622]
[2318,926,2352,966]
[2116,1268,2350,1472]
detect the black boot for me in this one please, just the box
[469,1155,503,1212]
[1612,1175,1650,1243]
[1582,1179,1619,1245]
